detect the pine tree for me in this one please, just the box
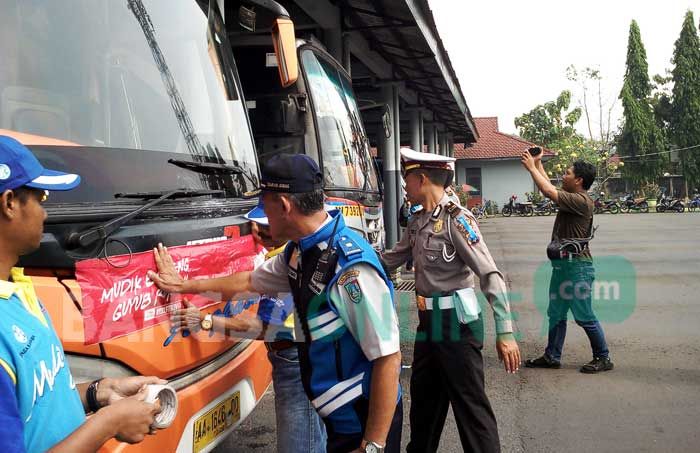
[670,11,700,188]
[618,20,666,186]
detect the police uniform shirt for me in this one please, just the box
[382,193,514,334]
[251,218,400,361]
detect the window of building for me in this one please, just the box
[465,167,482,196]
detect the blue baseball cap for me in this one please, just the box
[0,135,81,192]
[244,201,269,226]
[260,154,323,193]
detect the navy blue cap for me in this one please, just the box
[0,135,81,192]
[260,154,323,193]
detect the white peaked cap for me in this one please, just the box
[400,147,455,172]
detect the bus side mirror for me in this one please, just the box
[272,18,298,87]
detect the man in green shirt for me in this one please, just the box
[521,150,613,374]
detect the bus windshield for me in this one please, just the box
[301,49,379,193]
[0,0,258,201]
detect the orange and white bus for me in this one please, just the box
[1,0,297,451]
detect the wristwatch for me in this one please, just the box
[364,441,384,453]
[201,314,213,331]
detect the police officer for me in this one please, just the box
[381,148,521,453]
[149,154,403,453]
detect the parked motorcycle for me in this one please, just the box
[594,192,620,214]
[502,195,534,217]
[533,199,553,216]
[688,191,700,212]
[619,193,649,213]
[656,191,685,213]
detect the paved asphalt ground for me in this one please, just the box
[215,212,700,453]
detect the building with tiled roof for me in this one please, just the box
[453,117,552,208]
[456,117,554,160]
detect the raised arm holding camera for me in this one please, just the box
[520,149,613,374]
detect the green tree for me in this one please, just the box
[669,11,700,187]
[515,90,621,187]
[514,90,581,148]
[617,20,666,185]
[651,72,673,139]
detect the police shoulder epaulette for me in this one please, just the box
[446,201,462,217]
[446,202,480,244]
[336,235,363,258]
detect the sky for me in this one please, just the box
[429,0,700,138]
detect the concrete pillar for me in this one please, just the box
[392,86,402,228]
[410,110,421,153]
[427,122,436,154]
[447,133,454,158]
[380,85,398,249]
[419,111,425,152]
[434,126,441,155]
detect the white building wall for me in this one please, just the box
[456,159,536,207]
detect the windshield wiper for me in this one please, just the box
[168,158,260,194]
[115,189,224,199]
[66,189,223,250]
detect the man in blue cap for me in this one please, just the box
[149,154,402,453]
[0,135,164,452]
[167,203,327,453]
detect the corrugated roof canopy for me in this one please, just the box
[343,0,477,143]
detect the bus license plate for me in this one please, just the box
[192,391,240,453]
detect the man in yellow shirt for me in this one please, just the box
[0,135,162,452]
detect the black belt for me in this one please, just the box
[265,340,295,352]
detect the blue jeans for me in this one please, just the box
[269,347,327,453]
[545,261,609,362]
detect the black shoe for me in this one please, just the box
[580,357,614,374]
[525,355,561,369]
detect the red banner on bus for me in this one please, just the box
[76,236,262,344]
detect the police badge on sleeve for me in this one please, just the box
[446,201,480,244]
[339,270,363,304]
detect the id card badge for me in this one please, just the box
[453,288,481,324]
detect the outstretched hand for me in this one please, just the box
[170,299,203,333]
[147,243,186,293]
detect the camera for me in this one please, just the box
[528,146,542,157]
